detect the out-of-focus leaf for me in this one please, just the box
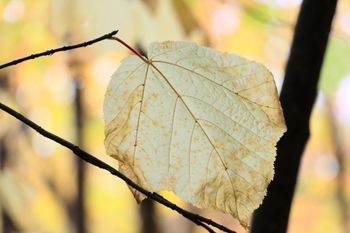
[172,0,200,35]
[103,41,286,227]
[0,168,70,233]
[142,0,158,13]
[320,38,350,95]
[50,0,206,54]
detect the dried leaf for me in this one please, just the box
[103,41,286,227]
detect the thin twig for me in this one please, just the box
[0,102,235,233]
[0,30,119,70]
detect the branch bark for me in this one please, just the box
[0,30,118,70]
[250,0,338,232]
[0,101,234,233]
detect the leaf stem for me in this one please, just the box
[110,36,148,63]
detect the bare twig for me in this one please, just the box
[0,30,119,70]
[0,102,235,233]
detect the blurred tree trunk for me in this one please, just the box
[0,136,10,233]
[0,74,18,233]
[135,45,160,233]
[140,199,160,233]
[250,0,338,232]
[326,99,350,233]
[1,133,19,233]
[74,76,86,233]
[68,52,87,233]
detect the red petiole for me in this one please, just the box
[110,36,148,63]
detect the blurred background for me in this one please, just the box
[0,0,349,232]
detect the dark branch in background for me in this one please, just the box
[0,133,16,233]
[73,77,86,233]
[0,75,17,232]
[0,102,235,233]
[140,199,160,233]
[64,29,88,233]
[0,30,118,70]
[250,0,338,233]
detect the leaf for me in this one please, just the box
[172,0,201,35]
[66,0,206,54]
[103,41,286,227]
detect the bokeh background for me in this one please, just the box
[0,0,350,233]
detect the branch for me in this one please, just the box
[0,30,119,70]
[250,0,338,232]
[0,102,235,233]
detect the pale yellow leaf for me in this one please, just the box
[103,41,286,227]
